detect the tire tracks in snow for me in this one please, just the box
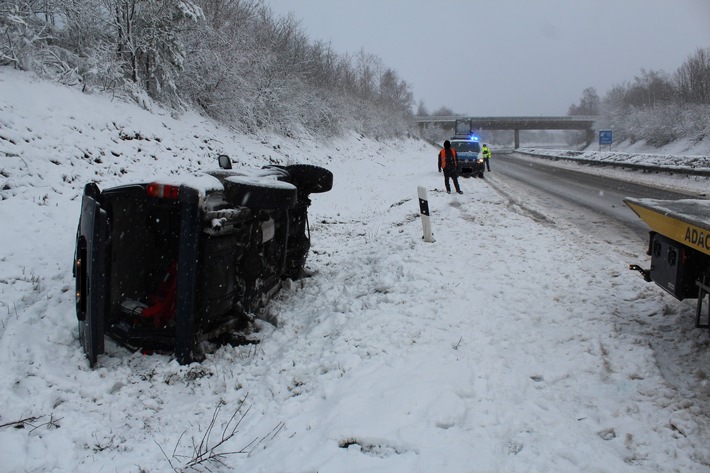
[480,174,555,225]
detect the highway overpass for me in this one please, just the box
[415,115,597,148]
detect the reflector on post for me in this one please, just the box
[418,186,435,243]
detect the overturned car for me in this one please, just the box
[74,155,333,366]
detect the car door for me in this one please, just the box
[75,183,109,367]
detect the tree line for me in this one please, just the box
[0,0,414,137]
[568,48,710,146]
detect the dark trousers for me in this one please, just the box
[484,158,491,171]
[443,168,461,192]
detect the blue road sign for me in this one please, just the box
[599,130,613,145]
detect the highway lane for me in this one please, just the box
[488,152,698,251]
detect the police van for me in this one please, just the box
[449,135,485,178]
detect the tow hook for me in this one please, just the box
[629,264,651,282]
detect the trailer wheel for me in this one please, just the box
[285,164,333,194]
[224,176,298,210]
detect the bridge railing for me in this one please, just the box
[414,115,598,148]
[414,115,597,125]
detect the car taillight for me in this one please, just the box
[147,183,180,199]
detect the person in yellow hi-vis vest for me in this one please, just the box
[482,144,492,172]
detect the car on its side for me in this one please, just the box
[73,155,333,367]
[449,135,485,178]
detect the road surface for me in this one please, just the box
[487,152,696,255]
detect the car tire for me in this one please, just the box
[285,164,333,194]
[224,176,298,210]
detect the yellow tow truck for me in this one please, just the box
[625,198,710,327]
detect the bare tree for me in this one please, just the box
[416,100,429,117]
[105,0,203,103]
[675,48,710,105]
[354,48,381,101]
[378,68,413,115]
[568,87,600,115]
[0,1,56,69]
[432,106,455,116]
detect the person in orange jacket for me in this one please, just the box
[438,140,463,194]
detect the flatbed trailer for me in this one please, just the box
[625,197,710,329]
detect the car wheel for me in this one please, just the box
[224,176,298,210]
[285,164,333,194]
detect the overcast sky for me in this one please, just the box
[266,0,710,116]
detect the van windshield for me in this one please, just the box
[452,141,481,153]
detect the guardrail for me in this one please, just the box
[515,149,710,177]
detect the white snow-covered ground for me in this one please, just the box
[2,67,710,472]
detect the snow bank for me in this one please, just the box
[2,68,710,472]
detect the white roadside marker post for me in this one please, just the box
[417,186,435,243]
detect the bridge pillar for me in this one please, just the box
[514,129,520,149]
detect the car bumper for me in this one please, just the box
[459,162,485,176]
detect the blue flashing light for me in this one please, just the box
[469,135,480,142]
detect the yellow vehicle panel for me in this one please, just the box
[625,198,710,257]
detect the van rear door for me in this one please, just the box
[75,183,109,367]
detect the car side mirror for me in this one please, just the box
[218,154,232,170]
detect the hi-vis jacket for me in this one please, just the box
[438,148,458,170]
[482,146,491,159]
